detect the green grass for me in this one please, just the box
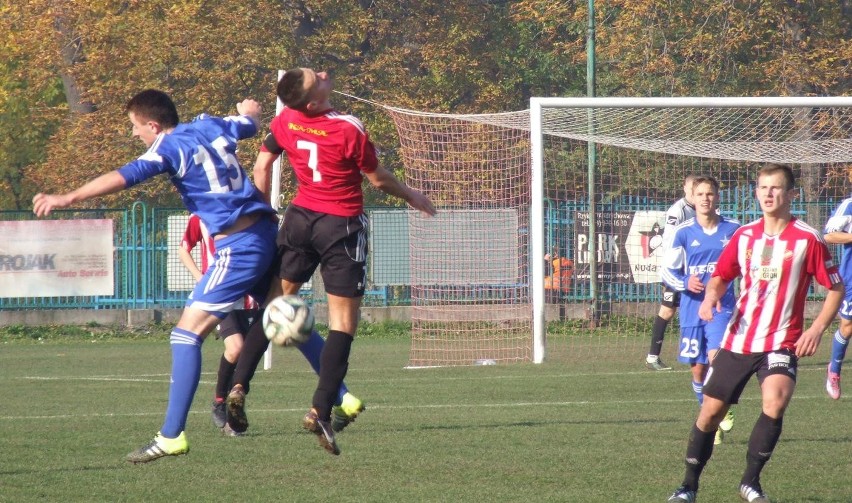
[0,325,849,502]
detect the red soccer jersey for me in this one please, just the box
[181,214,257,310]
[262,107,379,217]
[714,217,841,354]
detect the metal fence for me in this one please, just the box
[0,193,842,311]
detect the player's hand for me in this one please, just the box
[687,275,705,294]
[794,327,823,357]
[237,99,262,122]
[698,297,719,321]
[407,190,437,217]
[32,193,72,217]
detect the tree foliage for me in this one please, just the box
[0,0,848,210]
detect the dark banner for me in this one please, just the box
[574,210,667,284]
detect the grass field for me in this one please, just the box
[0,326,849,502]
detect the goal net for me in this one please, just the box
[384,97,852,368]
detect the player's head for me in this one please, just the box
[683,174,700,204]
[756,163,796,217]
[126,90,179,147]
[277,68,333,114]
[691,175,720,216]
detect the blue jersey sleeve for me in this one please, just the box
[661,226,688,291]
[117,146,172,188]
[221,115,258,141]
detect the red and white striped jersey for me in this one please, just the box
[181,214,258,310]
[714,217,841,354]
[181,214,215,274]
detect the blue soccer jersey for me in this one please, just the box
[661,216,740,327]
[824,197,852,288]
[117,113,275,235]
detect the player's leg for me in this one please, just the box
[302,211,368,454]
[647,286,678,370]
[669,349,748,500]
[126,305,221,463]
[214,311,249,433]
[303,294,360,455]
[705,316,734,440]
[827,312,852,399]
[738,351,798,501]
[678,327,709,406]
[128,219,276,463]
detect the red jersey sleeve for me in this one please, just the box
[343,118,378,174]
[181,215,202,252]
[808,237,842,289]
[712,227,743,281]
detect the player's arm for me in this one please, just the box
[364,165,436,216]
[252,150,279,204]
[698,276,730,320]
[32,171,127,217]
[823,214,852,244]
[823,231,852,245]
[178,246,203,282]
[796,282,844,357]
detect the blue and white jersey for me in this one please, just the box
[824,197,852,287]
[118,113,275,235]
[661,216,740,327]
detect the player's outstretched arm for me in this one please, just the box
[32,171,127,217]
[364,166,436,216]
[796,282,844,357]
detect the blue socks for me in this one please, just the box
[161,328,203,438]
[298,330,349,405]
[829,330,849,374]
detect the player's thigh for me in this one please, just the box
[704,311,731,352]
[702,349,760,404]
[192,219,277,313]
[756,349,798,415]
[317,214,368,298]
[677,327,709,365]
[276,206,321,284]
[218,309,258,338]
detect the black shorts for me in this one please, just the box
[276,204,367,298]
[702,348,798,404]
[660,283,681,308]
[216,309,259,339]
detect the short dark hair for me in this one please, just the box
[277,69,312,111]
[692,175,720,193]
[125,89,179,128]
[758,163,796,190]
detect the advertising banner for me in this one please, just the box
[0,219,114,298]
[574,210,666,284]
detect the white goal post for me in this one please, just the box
[530,96,852,364]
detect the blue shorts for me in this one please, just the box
[677,310,731,365]
[188,218,276,317]
[839,298,852,321]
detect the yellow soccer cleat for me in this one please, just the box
[126,431,189,464]
[331,392,365,433]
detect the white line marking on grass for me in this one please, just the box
[0,394,832,421]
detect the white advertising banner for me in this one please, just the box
[0,219,114,298]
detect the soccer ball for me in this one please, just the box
[262,295,314,347]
